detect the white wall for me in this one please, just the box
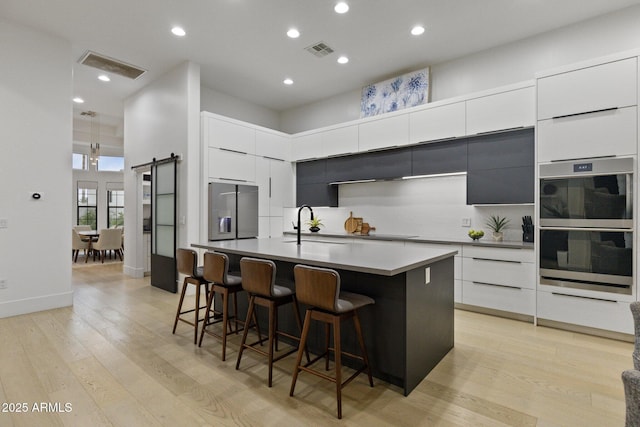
[280,4,640,133]
[0,19,73,317]
[123,61,201,278]
[200,85,280,130]
[285,176,533,242]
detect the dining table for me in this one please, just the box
[77,230,99,263]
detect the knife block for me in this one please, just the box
[522,227,534,243]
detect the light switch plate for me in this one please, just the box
[424,267,430,285]
[461,218,471,227]
[0,218,7,228]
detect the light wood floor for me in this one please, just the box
[0,263,631,426]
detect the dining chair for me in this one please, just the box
[92,228,123,263]
[71,229,90,263]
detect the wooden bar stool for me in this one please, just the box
[198,251,247,361]
[290,264,374,419]
[235,257,309,387]
[172,248,210,344]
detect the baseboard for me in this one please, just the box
[455,303,534,323]
[537,318,634,342]
[124,265,145,278]
[0,291,73,318]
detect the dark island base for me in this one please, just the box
[219,253,454,396]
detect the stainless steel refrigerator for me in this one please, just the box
[208,183,259,240]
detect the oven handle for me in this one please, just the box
[539,226,634,232]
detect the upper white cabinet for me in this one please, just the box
[208,147,256,182]
[358,114,409,151]
[537,57,637,120]
[321,125,359,157]
[206,116,256,154]
[409,102,466,144]
[465,87,535,135]
[255,130,291,161]
[537,106,637,162]
[292,132,323,161]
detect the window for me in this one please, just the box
[98,156,124,172]
[107,189,124,228]
[77,182,98,230]
[72,153,87,170]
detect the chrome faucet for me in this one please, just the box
[297,205,314,245]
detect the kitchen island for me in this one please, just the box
[193,238,457,395]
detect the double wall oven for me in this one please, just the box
[539,157,634,295]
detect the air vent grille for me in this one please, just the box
[78,51,146,80]
[305,41,334,58]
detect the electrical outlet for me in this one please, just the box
[0,279,7,289]
[461,217,471,227]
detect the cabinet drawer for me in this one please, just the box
[537,106,637,162]
[463,256,535,289]
[207,117,256,154]
[359,114,409,151]
[537,57,637,120]
[409,102,466,144]
[462,246,535,263]
[466,87,535,135]
[462,280,535,315]
[537,290,632,334]
[208,148,256,182]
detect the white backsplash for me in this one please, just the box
[285,174,534,242]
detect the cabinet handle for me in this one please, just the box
[263,156,285,162]
[551,292,618,304]
[219,147,248,155]
[473,126,525,136]
[219,177,247,182]
[472,257,521,264]
[551,107,618,120]
[269,177,272,198]
[472,281,522,290]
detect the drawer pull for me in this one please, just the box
[219,147,248,155]
[473,281,522,290]
[551,292,618,304]
[472,257,521,264]
[552,107,618,120]
[218,177,248,182]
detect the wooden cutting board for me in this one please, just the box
[344,212,358,233]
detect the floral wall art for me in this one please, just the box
[360,68,430,118]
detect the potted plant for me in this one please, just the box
[306,217,324,232]
[485,215,510,241]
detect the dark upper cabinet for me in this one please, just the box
[467,128,534,170]
[466,128,535,204]
[296,160,327,184]
[411,140,467,175]
[326,147,412,182]
[296,159,338,206]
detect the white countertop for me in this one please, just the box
[193,237,457,276]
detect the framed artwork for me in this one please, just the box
[360,68,430,118]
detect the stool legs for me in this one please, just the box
[172,277,209,344]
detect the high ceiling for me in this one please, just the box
[2,0,640,121]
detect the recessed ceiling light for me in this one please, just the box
[171,26,186,37]
[283,78,294,85]
[337,56,349,64]
[287,28,300,38]
[72,97,84,104]
[411,25,425,36]
[98,74,110,82]
[334,2,349,14]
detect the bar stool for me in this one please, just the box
[290,264,374,419]
[198,251,246,361]
[172,248,210,344]
[235,257,308,387]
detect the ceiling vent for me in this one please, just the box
[305,41,334,58]
[78,51,146,80]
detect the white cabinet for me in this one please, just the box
[409,102,466,144]
[461,246,535,316]
[256,157,294,237]
[255,130,291,161]
[292,133,323,161]
[208,148,256,182]
[537,57,637,120]
[322,125,359,157]
[537,290,632,334]
[206,116,256,154]
[537,106,637,162]
[358,114,409,151]
[466,86,535,135]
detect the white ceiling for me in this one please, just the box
[2,0,640,121]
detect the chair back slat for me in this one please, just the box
[176,248,198,277]
[293,265,340,312]
[203,252,229,284]
[240,257,276,297]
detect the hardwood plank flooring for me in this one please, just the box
[0,263,631,426]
